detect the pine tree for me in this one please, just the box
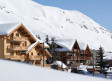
[50,37,59,61]
[36,35,41,40]
[45,35,49,44]
[96,46,105,73]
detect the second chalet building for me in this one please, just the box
[0,23,52,67]
[56,39,91,68]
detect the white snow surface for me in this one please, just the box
[56,39,88,51]
[78,64,88,71]
[0,23,21,35]
[56,39,75,51]
[78,43,87,50]
[52,61,67,68]
[0,59,111,81]
[0,0,112,51]
[27,38,49,53]
[104,52,112,60]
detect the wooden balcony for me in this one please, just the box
[70,56,80,60]
[4,55,11,59]
[29,56,41,60]
[9,46,28,51]
[5,55,25,61]
[10,37,28,42]
[70,56,91,61]
[11,55,25,61]
[36,64,50,68]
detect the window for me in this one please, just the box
[31,52,33,55]
[11,52,14,54]
[25,42,27,46]
[38,53,40,56]
[22,43,25,46]
[74,53,76,56]
[16,33,19,37]
[11,33,13,39]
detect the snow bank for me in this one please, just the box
[0,60,111,81]
[52,61,67,68]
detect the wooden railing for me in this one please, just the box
[37,64,50,68]
[13,46,28,50]
[8,46,28,51]
[11,55,25,60]
[5,55,25,61]
[70,56,80,60]
[10,37,28,41]
[29,56,40,60]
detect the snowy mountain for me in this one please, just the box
[0,0,112,51]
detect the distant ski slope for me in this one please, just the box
[0,0,112,51]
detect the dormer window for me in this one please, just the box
[16,33,19,37]
[31,52,33,55]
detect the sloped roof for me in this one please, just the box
[27,38,49,53]
[26,38,51,57]
[0,23,37,42]
[103,52,112,60]
[56,39,88,52]
[0,23,21,35]
[56,39,75,51]
[78,43,87,51]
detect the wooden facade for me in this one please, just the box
[0,23,52,68]
[57,40,91,68]
[25,42,52,68]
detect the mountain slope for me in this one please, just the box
[0,0,112,51]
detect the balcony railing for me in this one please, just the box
[5,55,25,61]
[11,55,25,61]
[9,46,28,51]
[10,37,28,42]
[36,64,50,68]
[70,56,80,60]
[29,56,41,60]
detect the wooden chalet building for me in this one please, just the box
[25,41,52,67]
[0,23,52,68]
[56,39,91,68]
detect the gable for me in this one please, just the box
[27,42,52,57]
[0,23,21,36]
[8,24,36,43]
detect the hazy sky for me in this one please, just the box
[32,0,112,32]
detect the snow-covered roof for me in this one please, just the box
[86,66,94,69]
[78,43,87,51]
[26,38,49,53]
[103,52,112,60]
[0,23,21,35]
[78,64,88,71]
[56,39,88,52]
[56,39,76,51]
[52,61,67,68]
[0,60,109,81]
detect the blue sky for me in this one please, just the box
[32,0,112,32]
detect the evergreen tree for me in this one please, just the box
[50,37,59,61]
[36,35,41,40]
[45,35,52,64]
[96,46,105,73]
[45,35,49,44]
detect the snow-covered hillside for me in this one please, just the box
[0,60,111,81]
[0,0,112,51]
